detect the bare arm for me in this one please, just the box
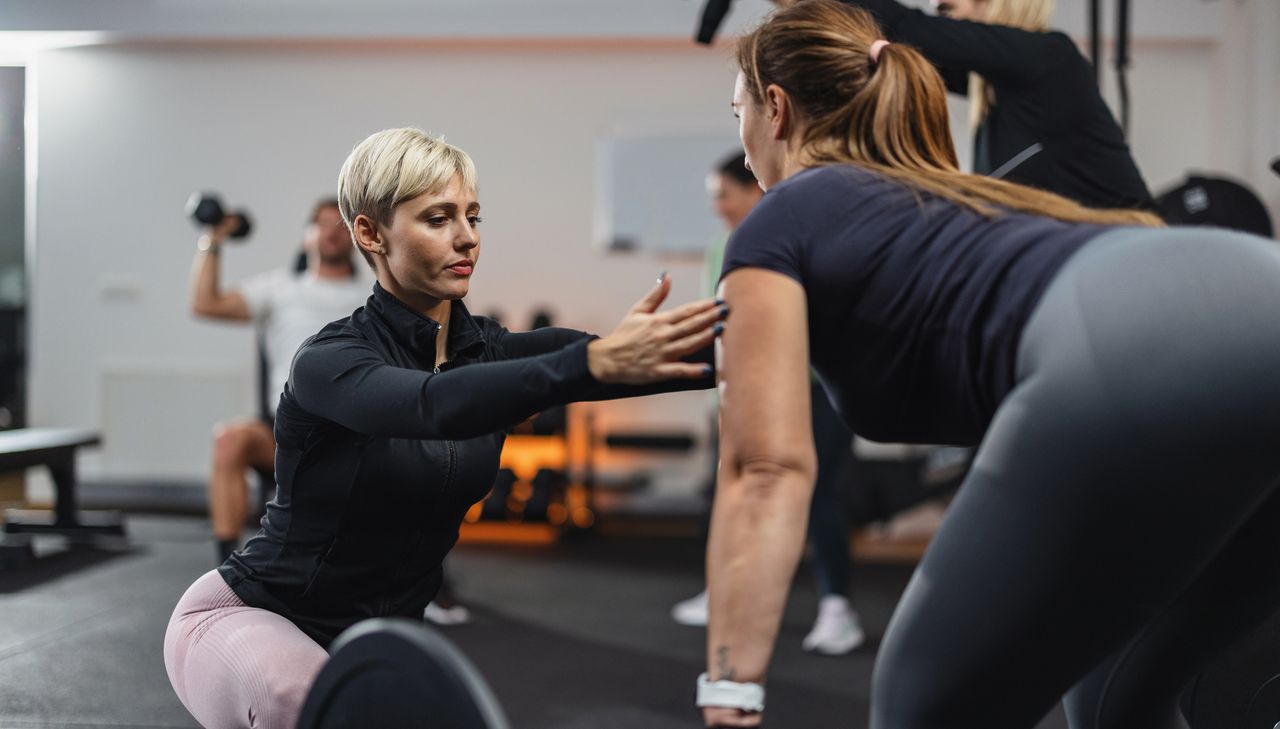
[703,268,817,727]
[189,217,250,321]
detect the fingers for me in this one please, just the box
[666,300,728,342]
[630,271,672,315]
[662,321,719,360]
[708,718,762,728]
[656,296,720,326]
[703,707,764,728]
[650,361,715,381]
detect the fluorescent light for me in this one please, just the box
[0,32,110,64]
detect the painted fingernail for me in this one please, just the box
[657,270,667,284]
[718,305,729,318]
[713,322,725,335]
[715,297,726,306]
[702,364,714,376]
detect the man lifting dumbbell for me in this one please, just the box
[188,196,368,563]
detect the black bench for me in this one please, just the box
[0,428,124,547]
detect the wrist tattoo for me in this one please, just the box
[715,645,736,681]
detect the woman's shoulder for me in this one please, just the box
[1026,30,1092,77]
[762,165,911,217]
[295,311,373,357]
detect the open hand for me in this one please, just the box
[587,273,727,385]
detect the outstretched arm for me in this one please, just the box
[701,267,816,728]
[290,276,722,441]
[491,277,723,402]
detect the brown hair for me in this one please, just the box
[736,0,1160,226]
[309,197,340,225]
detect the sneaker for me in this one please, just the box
[802,595,864,655]
[424,600,471,626]
[671,589,709,626]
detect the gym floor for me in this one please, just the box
[0,515,1069,729]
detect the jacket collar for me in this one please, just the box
[367,282,486,364]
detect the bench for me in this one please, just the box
[0,428,124,547]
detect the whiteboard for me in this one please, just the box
[595,131,745,254]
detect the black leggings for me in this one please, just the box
[809,380,854,598]
[871,227,1280,729]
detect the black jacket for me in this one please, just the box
[842,0,1153,210]
[219,283,712,646]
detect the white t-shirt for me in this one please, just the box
[239,268,371,416]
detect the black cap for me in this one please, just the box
[1155,174,1273,238]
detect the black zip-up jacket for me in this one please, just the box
[219,283,713,646]
[840,0,1153,210]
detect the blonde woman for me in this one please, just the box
[163,128,724,729]
[699,2,1280,727]
[773,0,1152,210]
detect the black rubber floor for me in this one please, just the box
[0,514,1069,729]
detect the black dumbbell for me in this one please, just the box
[186,192,253,240]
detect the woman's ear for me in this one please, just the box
[765,84,791,141]
[352,214,385,257]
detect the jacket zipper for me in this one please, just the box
[379,362,453,616]
[434,362,457,491]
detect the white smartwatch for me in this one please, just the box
[696,673,766,712]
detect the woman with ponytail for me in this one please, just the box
[699,2,1280,727]
[772,0,1153,211]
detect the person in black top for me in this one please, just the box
[698,3,1280,728]
[164,127,725,729]
[772,0,1153,210]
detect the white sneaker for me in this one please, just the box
[424,601,471,626]
[671,589,709,626]
[802,595,864,655]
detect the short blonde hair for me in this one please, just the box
[337,128,478,263]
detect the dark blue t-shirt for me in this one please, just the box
[721,164,1111,446]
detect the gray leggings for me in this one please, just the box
[871,227,1280,728]
[164,571,328,729]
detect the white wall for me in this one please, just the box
[20,0,1280,488]
[0,0,781,41]
[29,39,742,483]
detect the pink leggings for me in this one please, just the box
[164,570,329,729]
